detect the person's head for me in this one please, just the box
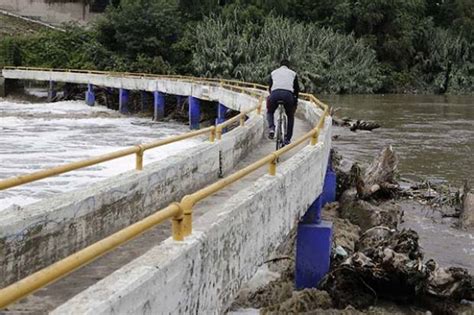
[280,59,290,68]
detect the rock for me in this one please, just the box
[339,194,402,231]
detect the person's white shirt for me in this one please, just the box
[270,66,297,93]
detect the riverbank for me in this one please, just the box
[228,147,473,314]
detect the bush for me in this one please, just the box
[191,14,382,94]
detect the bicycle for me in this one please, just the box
[275,100,288,150]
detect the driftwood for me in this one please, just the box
[338,146,402,231]
[320,228,474,313]
[331,107,380,132]
[354,145,399,200]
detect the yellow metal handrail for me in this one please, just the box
[0,203,183,308]
[0,67,329,310]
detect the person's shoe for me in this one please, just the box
[268,130,275,139]
[284,139,291,146]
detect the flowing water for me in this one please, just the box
[323,94,474,186]
[323,94,474,272]
[0,99,201,213]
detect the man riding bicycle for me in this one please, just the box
[267,59,300,145]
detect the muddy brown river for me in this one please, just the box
[323,94,474,273]
[323,94,474,186]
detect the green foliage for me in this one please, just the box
[0,37,22,68]
[0,25,94,69]
[0,0,472,94]
[192,14,382,94]
[94,0,182,72]
[413,27,473,93]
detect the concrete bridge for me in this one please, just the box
[0,68,334,314]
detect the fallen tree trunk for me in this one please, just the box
[330,107,380,132]
[338,146,402,231]
[355,145,399,200]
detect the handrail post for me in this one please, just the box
[239,114,245,126]
[180,196,195,236]
[135,145,144,170]
[216,126,223,140]
[310,129,319,145]
[257,97,263,115]
[171,203,184,241]
[269,154,277,175]
[209,126,216,143]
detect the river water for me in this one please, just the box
[323,94,474,186]
[323,94,473,273]
[0,99,201,212]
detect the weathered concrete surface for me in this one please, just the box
[0,76,5,97]
[0,109,263,288]
[52,101,332,314]
[2,69,260,112]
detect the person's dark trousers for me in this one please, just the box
[267,89,297,141]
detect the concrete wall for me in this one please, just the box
[0,0,100,25]
[2,70,261,113]
[53,100,332,314]
[0,76,5,97]
[0,75,265,287]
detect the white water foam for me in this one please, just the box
[0,100,201,212]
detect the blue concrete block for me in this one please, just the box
[85,84,95,106]
[153,91,165,120]
[295,220,333,289]
[322,169,337,206]
[216,103,228,124]
[119,88,129,114]
[188,96,201,129]
[302,195,322,224]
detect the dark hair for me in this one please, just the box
[280,59,290,67]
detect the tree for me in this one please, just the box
[94,0,184,73]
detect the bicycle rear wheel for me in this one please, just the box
[275,109,284,150]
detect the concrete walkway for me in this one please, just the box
[3,116,312,314]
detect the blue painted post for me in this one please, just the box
[48,80,56,102]
[295,156,337,290]
[153,91,165,120]
[119,88,129,114]
[301,196,323,224]
[85,84,95,106]
[216,103,228,124]
[295,220,333,289]
[188,96,201,129]
[322,167,337,206]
